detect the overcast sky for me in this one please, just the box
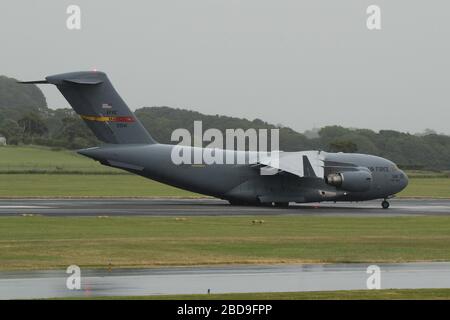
[1,1,449,134]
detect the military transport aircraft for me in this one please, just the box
[20,71,408,209]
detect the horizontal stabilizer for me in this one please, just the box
[17,80,48,84]
[64,78,103,85]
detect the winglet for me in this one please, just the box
[303,155,317,178]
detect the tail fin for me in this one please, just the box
[40,71,155,145]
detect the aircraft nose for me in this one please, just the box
[399,169,409,191]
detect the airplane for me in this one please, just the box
[20,71,408,209]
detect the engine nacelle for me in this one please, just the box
[325,171,372,192]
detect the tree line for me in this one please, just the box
[1,76,449,170]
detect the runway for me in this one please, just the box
[1,262,450,299]
[0,198,450,216]
[1,199,450,299]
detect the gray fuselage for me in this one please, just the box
[79,143,409,205]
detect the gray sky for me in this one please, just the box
[1,0,449,134]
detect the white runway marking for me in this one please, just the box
[0,206,50,209]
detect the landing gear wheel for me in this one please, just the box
[228,200,261,207]
[229,200,248,206]
[381,200,390,209]
[274,202,289,208]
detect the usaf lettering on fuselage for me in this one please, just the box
[369,166,390,172]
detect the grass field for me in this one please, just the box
[64,289,450,300]
[0,145,199,197]
[0,145,120,174]
[0,174,199,197]
[0,145,449,198]
[397,178,450,198]
[0,173,448,198]
[1,215,450,270]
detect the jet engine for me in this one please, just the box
[325,170,372,192]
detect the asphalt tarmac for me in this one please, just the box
[1,262,450,299]
[1,198,450,299]
[0,198,450,216]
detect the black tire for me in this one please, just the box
[228,200,261,206]
[274,202,289,208]
[228,200,247,206]
[381,200,390,209]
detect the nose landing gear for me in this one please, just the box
[381,200,390,209]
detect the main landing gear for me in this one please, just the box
[381,199,390,209]
[228,200,290,208]
[274,202,289,208]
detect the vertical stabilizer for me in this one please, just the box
[44,71,155,145]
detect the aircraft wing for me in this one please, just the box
[252,150,325,178]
